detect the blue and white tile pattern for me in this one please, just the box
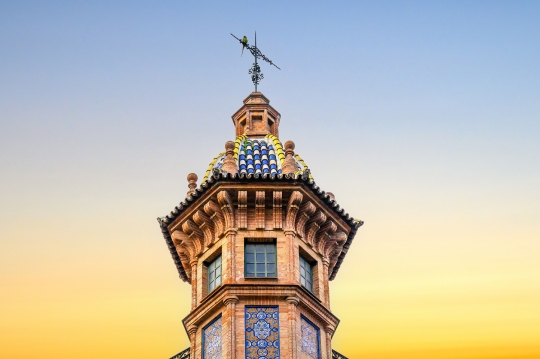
[238,139,282,176]
[300,316,320,359]
[203,315,222,359]
[245,307,280,359]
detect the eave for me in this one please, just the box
[157,170,363,282]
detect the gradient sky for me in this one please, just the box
[1,1,539,358]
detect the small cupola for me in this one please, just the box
[231,92,281,138]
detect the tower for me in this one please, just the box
[158,92,362,359]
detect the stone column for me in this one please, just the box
[223,296,239,359]
[188,325,198,359]
[286,296,300,359]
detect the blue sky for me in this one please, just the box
[1,1,539,358]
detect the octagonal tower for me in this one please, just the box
[158,92,363,359]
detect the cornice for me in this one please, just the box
[182,284,339,334]
[158,170,363,282]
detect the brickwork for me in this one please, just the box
[161,93,361,359]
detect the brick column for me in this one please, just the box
[223,229,237,283]
[325,325,335,359]
[322,257,331,308]
[223,296,239,359]
[188,325,198,359]
[286,296,299,359]
[190,259,198,309]
[284,230,296,282]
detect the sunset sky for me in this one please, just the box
[1,1,539,358]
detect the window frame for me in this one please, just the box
[299,255,314,292]
[206,254,222,293]
[244,239,277,278]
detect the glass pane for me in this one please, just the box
[256,253,266,262]
[246,272,255,277]
[266,244,275,253]
[216,256,221,266]
[267,263,275,273]
[255,244,266,253]
[216,275,222,286]
[256,263,266,273]
[245,253,255,263]
[256,272,267,277]
[209,272,214,282]
[246,244,255,253]
[246,263,255,274]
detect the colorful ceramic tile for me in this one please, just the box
[203,315,222,359]
[245,307,280,359]
[300,316,320,359]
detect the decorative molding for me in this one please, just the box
[238,191,248,229]
[255,191,265,229]
[296,201,316,238]
[217,190,235,230]
[223,295,239,306]
[203,200,225,241]
[285,191,303,230]
[182,220,204,257]
[273,191,282,229]
[327,231,348,273]
[315,220,337,254]
[305,212,327,248]
[193,210,214,248]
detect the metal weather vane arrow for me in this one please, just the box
[231,32,280,92]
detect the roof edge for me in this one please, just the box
[157,170,363,282]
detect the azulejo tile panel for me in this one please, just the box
[203,315,222,359]
[245,306,280,359]
[300,316,320,359]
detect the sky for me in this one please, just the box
[1,1,539,358]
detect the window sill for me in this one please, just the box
[244,276,279,280]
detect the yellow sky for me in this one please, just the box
[1,174,539,358]
[1,3,540,358]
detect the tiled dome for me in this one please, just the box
[202,134,310,182]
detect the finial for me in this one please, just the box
[186,173,198,196]
[221,140,239,174]
[326,192,335,201]
[281,140,298,174]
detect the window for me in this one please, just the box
[300,255,314,292]
[245,242,276,277]
[207,255,222,293]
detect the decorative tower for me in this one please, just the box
[158,92,362,359]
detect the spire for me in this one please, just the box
[231,92,281,138]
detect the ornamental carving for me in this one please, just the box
[171,188,350,281]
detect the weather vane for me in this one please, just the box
[231,32,280,92]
